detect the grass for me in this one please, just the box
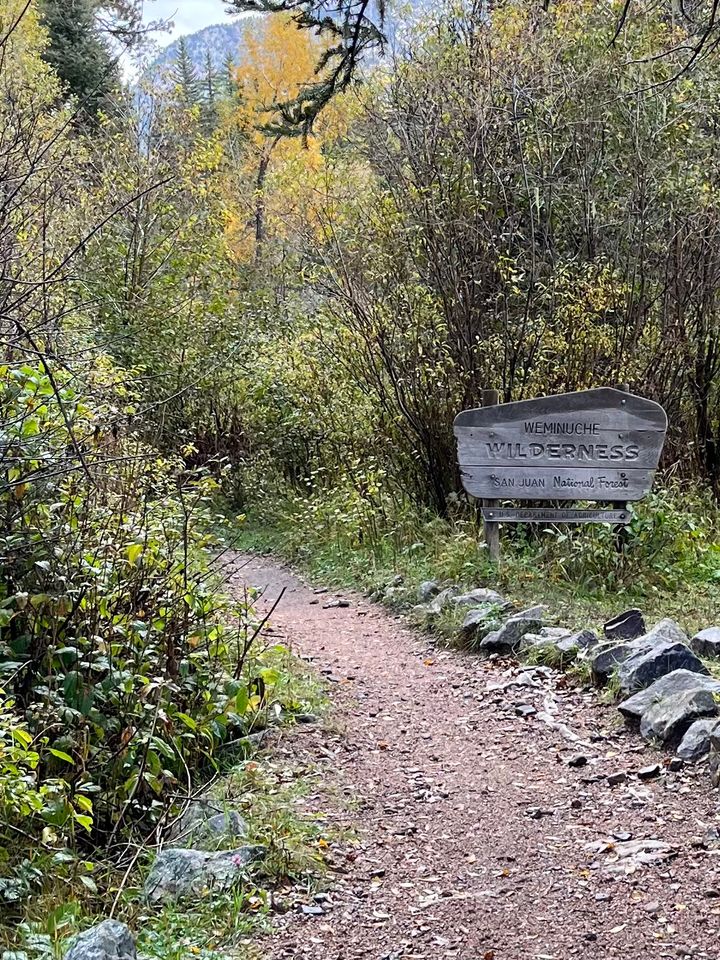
[128,751,338,960]
[230,487,720,642]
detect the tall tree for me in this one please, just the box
[201,48,220,131]
[171,37,202,109]
[39,0,120,119]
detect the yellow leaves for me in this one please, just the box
[126,544,143,566]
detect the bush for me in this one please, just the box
[0,360,283,862]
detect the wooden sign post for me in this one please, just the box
[480,388,501,563]
[454,387,668,562]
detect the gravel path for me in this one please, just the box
[230,554,720,960]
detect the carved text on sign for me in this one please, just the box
[454,388,667,504]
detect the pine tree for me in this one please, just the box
[221,51,237,99]
[201,48,219,131]
[39,0,121,120]
[171,37,202,109]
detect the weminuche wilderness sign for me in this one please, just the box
[454,387,668,527]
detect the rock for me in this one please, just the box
[323,598,350,609]
[451,588,511,609]
[604,608,646,641]
[301,904,325,916]
[640,618,690,646]
[637,764,662,780]
[668,757,684,771]
[64,921,135,960]
[709,734,720,787]
[175,802,248,848]
[460,604,502,641]
[479,607,545,654]
[590,642,634,686]
[619,669,720,722]
[691,627,720,658]
[295,712,319,724]
[677,718,720,761]
[388,574,403,588]
[417,580,440,602]
[426,586,460,616]
[607,771,627,786]
[515,703,537,718]
[643,900,660,914]
[593,620,696,690]
[617,639,708,695]
[557,629,599,655]
[523,627,572,648]
[568,754,588,768]
[639,688,717,744]
[145,846,264,904]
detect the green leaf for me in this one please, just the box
[49,748,74,764]
[126,543,143,566]
[175,712,197,730]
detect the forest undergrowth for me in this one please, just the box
[7,0,720,955]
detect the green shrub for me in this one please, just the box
[0,361,286,860]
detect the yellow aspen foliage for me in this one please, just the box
[223,14,347,262]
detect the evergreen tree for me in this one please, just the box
[171,37,202,109]
[39,0,120,120]
[201,48,220,131]
[221,51,237,99]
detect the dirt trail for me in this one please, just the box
[229,554,720,960]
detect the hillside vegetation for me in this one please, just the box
[4,0,720,954]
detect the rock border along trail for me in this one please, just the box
[230,555,720,960]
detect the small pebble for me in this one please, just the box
[568,754,588,768]
[301,904,325,916]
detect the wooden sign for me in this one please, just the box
[454,388,667,503]
[481,507,631,524]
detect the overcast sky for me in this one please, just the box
[145,0,233,46]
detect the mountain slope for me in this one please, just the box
[151,18,250,75]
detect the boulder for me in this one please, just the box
[523,627,573,648]
[617,640,708,695]
[451,588,511,609]
[604,608,646,641]
[426,586,461,616]
[639,688,717,744]
[618,669,720,722]
[460,605,502,642]
[417,580,441,602]
[677,718,720,762]
[691,627,720,659]
[636,618,690,647]
[592,620,692,689]
[590,641,635,686]
[557,629,599,655]
[479,606,545,655]
[145,846,264,904]
[64,921,135,960]
[174,802,248,848]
